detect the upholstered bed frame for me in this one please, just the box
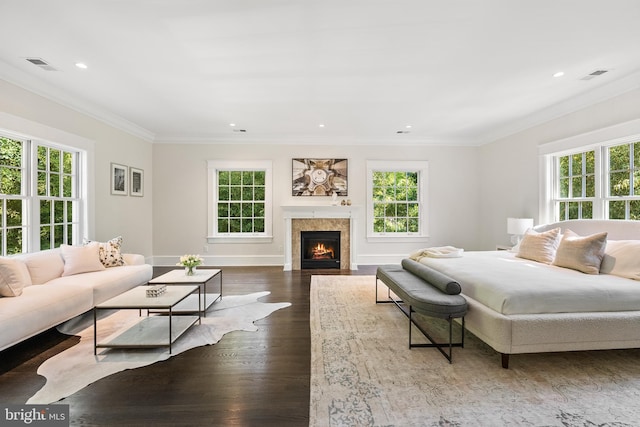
[462,219,640,368]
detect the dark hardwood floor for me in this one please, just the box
[0,265,376,426]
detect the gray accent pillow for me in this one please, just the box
[553,229,607,274]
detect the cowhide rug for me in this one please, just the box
[27,291,290,404]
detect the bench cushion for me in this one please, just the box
[401,258,461,295]
[377,265,467,319]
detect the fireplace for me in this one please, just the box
[301,231,341,269]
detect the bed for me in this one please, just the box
[415,219,640,368]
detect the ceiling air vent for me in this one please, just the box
[232,129,247,133]
[580,69,609,81]
[25,57,57,71]
[396,130,410,134]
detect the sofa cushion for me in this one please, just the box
[61,243,106,277]
[46,263,153,305]
[0,282,93,351]
[84,236,125,267]
[15,249,65,285]
[0,257,31,297]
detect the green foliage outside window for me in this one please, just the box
[556,142,640,221]
[608,142,640,220]
[37,145,76,249]
[217,170,266,233]
[372,171,419,233]
[0,136,78,254]
[0,137,24,254]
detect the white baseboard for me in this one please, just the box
[151,254,283,267]
[355,254,408,265]
[150,254,403,267]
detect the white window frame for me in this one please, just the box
[541,132,640,223]
[0,131,85,254]
[32,142,81,251]
[207,160,273,243]
[366,160,429,242]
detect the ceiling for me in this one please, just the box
[1,0,640,145]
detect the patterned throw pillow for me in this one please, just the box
[83,236,125,268]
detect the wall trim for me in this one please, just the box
[152,254,283,267]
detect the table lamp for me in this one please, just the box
[507,217,534,245]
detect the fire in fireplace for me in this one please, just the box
[301,231,340,269]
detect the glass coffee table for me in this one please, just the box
[148,268,222,317]
[94,285,200,355]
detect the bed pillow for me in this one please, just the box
[84,236,125,267]
[0,257,31,297]
[61,242,106,277]
[553,229,607,274]
[516,227,561,264]
[600,240,640,280]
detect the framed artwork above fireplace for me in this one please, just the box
[292,158,348,196]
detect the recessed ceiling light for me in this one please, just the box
[553,71,565,78]
[229,123,236,127]
[405,125,412,129]
[75,62,88,69]
[318,124,325,128]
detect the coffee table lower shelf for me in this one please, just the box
[95,315,199,353]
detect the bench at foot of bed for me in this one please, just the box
[376,259,468,363]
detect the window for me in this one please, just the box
[207,160,273,243]
[607,141,640,219]
[36,145,79,250]
[0,136,27,254]
[0,134,82,255]
[547,137,640,221]
[366,160,428,241]
[554,150,596,220]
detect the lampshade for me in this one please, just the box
[507,217,534,235]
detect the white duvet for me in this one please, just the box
[417,251,640,315]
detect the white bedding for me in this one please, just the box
[417,251,640,315]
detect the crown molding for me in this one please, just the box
[0,60,155,142]
[478,69,640,145]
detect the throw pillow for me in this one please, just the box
[553,229,608,274]
[516,227,561,264]
[600,240,640,280]
[0,257,31,297]
[83,236,125,267]
[60,242,106,277]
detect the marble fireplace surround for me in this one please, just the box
[282,206,358,271]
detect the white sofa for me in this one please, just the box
[0,245,153,351]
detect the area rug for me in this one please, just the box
[310,275,640,426]
[27,291,290,404]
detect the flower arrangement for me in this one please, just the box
[177,254,203,275]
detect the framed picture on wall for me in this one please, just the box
[110,163,128,196]
[292,158,348,196]
[130,167,144,197]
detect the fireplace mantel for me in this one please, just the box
[282,205,359,271]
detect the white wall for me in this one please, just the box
[5,74,639,264]
[479,87,640,249]
[0,80,154,256]
[152,143,482,266]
